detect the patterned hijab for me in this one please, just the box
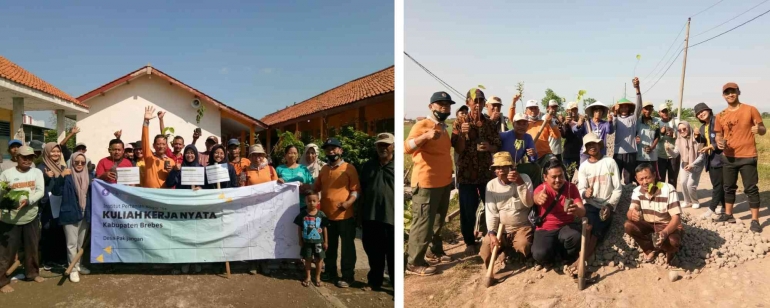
[42,142,66,177]
[300,143,324,178]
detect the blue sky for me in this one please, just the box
[405,0,770,117]
[1,0,393,126]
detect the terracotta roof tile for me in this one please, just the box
[0,55,84,107]
[260,66,394,126]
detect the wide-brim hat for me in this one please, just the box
[585,101,608,115]
[249,144,266,155]
[615,97,636,114]
[490,151,514,169]
[694,102,711,116]
[582,134,603,154]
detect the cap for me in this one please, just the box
[487,96,503,105]
[124,144,134,150]
[430,91,456,105]
[642,101,654,108]
[525,100,539,108]
[17,146,35,157]
[490,152,514,168]
[322,138,342,149]
[8,139,22,147]
[75,142,87,149]
[227,139,240,147]
[206,136,219,144]
[248,144,266,155]
[548,99,559,107]
[374,133,394,144]
[658,103,669,111]
[694,102,712,116]
[567,102,578,110]
[722,82,739,92]
[466,88,486,102]
[513,113,527,122]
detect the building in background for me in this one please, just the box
[260,66,394,152]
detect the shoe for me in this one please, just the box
[78,266,90,275]
[681,202,690,208]
[700,209,715,220]
[714,213,736,223]
[194,264,202,273]
[750,220,763,233]
[336,280,350,288]
[464,245,477,257]
[181,264,190,274]
[42,264,52,271]
[425,251,453,263]
[69,272,80,283]
[405,263,437,276]
[692,203,700,209]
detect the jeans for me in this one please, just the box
[458,183,487,246]
[722,156,760,209]
[679,164,703,206]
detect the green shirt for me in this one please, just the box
[0,167,45,225]
[358,158,394,225]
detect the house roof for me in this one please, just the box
[0,56,85,108]
[76,65,267,128]
[260,66,394,126]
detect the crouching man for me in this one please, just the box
[624,163,683,265]
[480,152,534,268]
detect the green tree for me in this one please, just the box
[540,89,565,111]
[762,112,770,118]
[582,97,597,110]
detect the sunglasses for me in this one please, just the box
[73,161,86,166]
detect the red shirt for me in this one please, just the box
[534,182,582,231]
[96,157,135,184]
[166,148,183,166]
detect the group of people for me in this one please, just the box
[0,105,395,293]
[405,78,765,279]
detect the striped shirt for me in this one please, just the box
[630,182,681,224]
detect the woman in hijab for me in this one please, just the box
[204,144,239,189]
[299,143,325,180]
[59,152,91,282]
[673,122,706,209]
[164,145,206,190]
[38,142,69,269]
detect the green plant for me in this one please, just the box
[330,126,377,172]
[0,181,30,210]
[271,130,307,165]
[196,105,207,124]
[162,127,175,140]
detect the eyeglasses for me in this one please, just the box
[678,128,687,132]
[73,161,86,166]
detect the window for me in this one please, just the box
[374,118,394,134]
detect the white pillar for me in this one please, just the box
[56,109,66,135]
[12,97,24,138]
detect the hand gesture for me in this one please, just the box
[578,114,586,124]
[629,208,641,222]
[751,123,759,134]
[461,122,470,134]
[490,111,500,121]
[114,130,122,139]
[44,167,54,178]
[144,106,156,120]
[336,201,347,211]
[584,186,593,199]
[534,190,548,206]
[488,233,500,249]
[526,148,535,157]
[600,205,612,221]
[507,170,519,183]
[607,113,614,122]
[174,163,182,171]
[70,126,81,135]
[660,126,667,134]
[423,129,441,140]
[557,115,565,123]
[699,145,713,153]
[192,129,201,139]
[632,77,640,89]
[513,93,521,102]
[157,111,166,119]
[61,168,72,176]
[565,115,572,124]
[107,171,117,182]
[635,136,641,144]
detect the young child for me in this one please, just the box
[294,191,328,287]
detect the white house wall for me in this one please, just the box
[76,75,221,160]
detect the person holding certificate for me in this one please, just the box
[203,144,239,189]
[164,145,205,191]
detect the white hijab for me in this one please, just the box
[300,143,325,179]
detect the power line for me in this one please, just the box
[644,41,684,85]
[693,0,770,37]
[642,22,687,82]
[404,51,466,99]
[643,48,684,95]
[690,7,770,47]
[690,0,726,17]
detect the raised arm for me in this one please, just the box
[633,77,642,118]
[142,106,156,164]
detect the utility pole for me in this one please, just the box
[677,18,691,120]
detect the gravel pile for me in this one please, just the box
[591,185,769,271]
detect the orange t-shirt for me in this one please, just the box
[527,119,560,157]
[141,125,176,188]
[314,162,359,221]
[714,104,763,158]
[404,119,453,188]
[230,158,251,176]
[245,166,277,185]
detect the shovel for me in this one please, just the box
[577,217,589,290]
[481,223,504,288]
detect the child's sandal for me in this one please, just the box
[302,280,310,287]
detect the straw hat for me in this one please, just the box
[585,101,608,116]
[490,152,514,169]
[582,134,603,154]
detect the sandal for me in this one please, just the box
[301,280,310,287]
[314,281,322,287]
[642,251,658,263]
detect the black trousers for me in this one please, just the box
[708,166,725,212]
[325,218,357,281]
[658,156,680,189]
[723,157,760,209]
[458,183,487,245]
[531,224,582,264]
[362,220,394,288]
[0,216,41,288]
[613,153,637,185]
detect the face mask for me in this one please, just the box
[433,110,450,122]
[326,154,340,163]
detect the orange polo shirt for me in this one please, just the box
[527,119,560,157]
[245,165,277,185]
[314,161,359,221]
[141,125,176,188]
[404,118,452,188]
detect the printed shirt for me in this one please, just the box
[405,117,453,188]
[631,182,681,224]
[293,210,329,244]
[534,182,582,231]
[0,167,45,225]
[636,118,661,161]
[714,104,762,158]
[485,175,534,232]
[95,157,134,184]
[452,116,502,185]
[499,131,537,164]
[359,158,394,225]
[577,157,622,209]
[314,161,360,221]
